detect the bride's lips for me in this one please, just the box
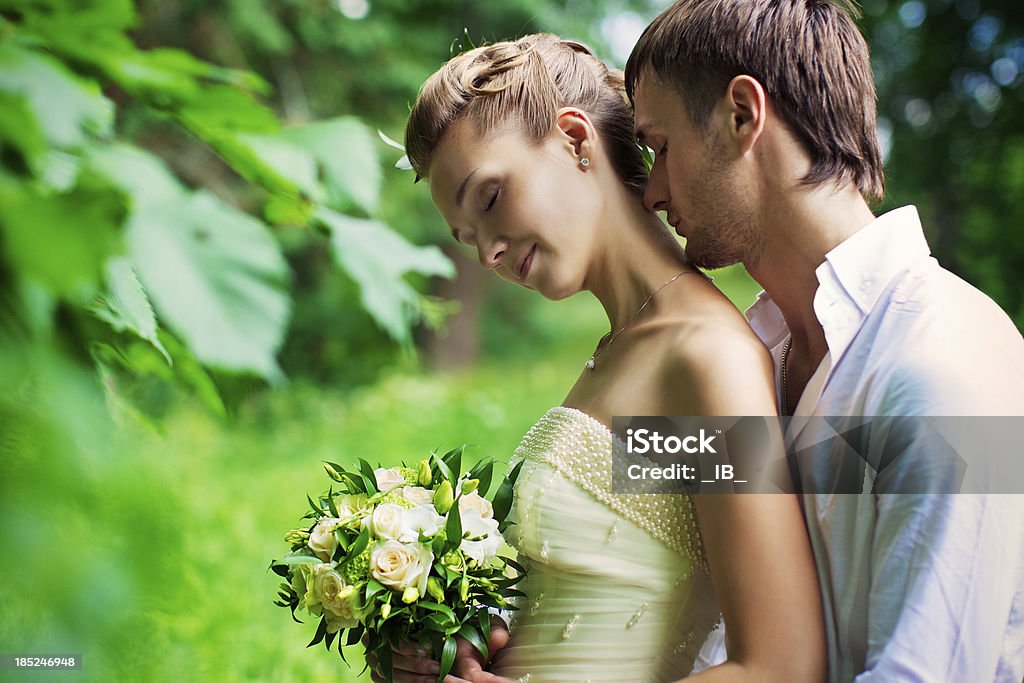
[515,244,536,281]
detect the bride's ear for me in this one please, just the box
[555,107,595,169]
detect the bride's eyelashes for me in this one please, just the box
[483,185,500,213]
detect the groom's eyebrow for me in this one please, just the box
[456,168,479,207]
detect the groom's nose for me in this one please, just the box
[643,161,671,215]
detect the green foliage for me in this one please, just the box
[861,0,1024,326]
[0,0,453,405]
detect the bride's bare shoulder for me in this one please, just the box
[654,319,777,416]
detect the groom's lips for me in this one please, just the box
[515,244,536,281]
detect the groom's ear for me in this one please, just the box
[723,75,767,154]
[554,108,595,167]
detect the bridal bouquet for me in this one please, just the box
[270,447,525,681]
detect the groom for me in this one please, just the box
[624,0,1024,681]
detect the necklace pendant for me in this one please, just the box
[585,357,596,370]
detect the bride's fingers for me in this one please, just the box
[487,617,511,652]
[391,651,441,677]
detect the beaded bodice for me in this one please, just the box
[493,407,722,683]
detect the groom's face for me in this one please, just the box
[633,77,758,269]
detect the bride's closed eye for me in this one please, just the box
[483,185,500,212]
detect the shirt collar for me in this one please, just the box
[746,206,932,359]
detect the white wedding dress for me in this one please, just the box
[491,407,724,683]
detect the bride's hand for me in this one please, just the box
[367,638,439,683]
[367,616,511,683]
[450,615,512,683]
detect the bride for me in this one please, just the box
[383,34,824,683]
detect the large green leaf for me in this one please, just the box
[0,44,113,150]
[316,208,453,344]
[126,191,291,380]
[0,90,46,174]
[234,133,318,199]
[87,144,185,210]
[276,118,382,215]
[91,257,170,363]
[236,117,383,215]
[0,184,123,302]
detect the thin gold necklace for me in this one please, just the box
[585,269,712,371]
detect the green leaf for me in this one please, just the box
[0,45,114,149]
[87,144,185,211]
[416,601,457,621]
[431,533,446,558]
[442,445,463,483]
[273,554,321,567]
[492,460,524,526]
[177,84,279,135]
[0,183,123,302]
[234,132,314,197]
[307,615,327,648]
[126,191,291,380]
[307,494,324,517]
[501,556,528,575]
[358,458,378,488]
[0,90,45,174]
[377,643,393,682]
[338,525,370,568]
[92,257,170,363]
[365,579,386,599]
[278,118,382,215]
[444,505,463,553]
[468,459,494,497]
[316,208,453,345]
[458,623,488,662]
[439,636,457,682]
[432,451,454,485]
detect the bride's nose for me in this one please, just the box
[477,235,508,270]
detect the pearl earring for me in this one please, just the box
[579,157,590,168]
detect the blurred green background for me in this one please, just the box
[1,0,1022,680]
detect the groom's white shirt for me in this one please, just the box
[744,206,1024,682]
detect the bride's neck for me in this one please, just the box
[585,195,694,331]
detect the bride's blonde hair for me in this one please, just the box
[405,33,647,194]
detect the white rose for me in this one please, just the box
[458,491,494,519]
[459,509,502,566]
[400,486,434,507]
[303,562,331,615]
[313,565,359,631]
[308,518,342,562]
[336,493,372,521]
[369,503,406,540]
[375,467,406,492]
[399,504,445,543]
[370,540,433,596]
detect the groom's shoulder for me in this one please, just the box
[861,258,1024,413]
[883,256,1019,342]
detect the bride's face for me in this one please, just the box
[428,117,605,300]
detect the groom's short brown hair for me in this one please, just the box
[625,0,884,203]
